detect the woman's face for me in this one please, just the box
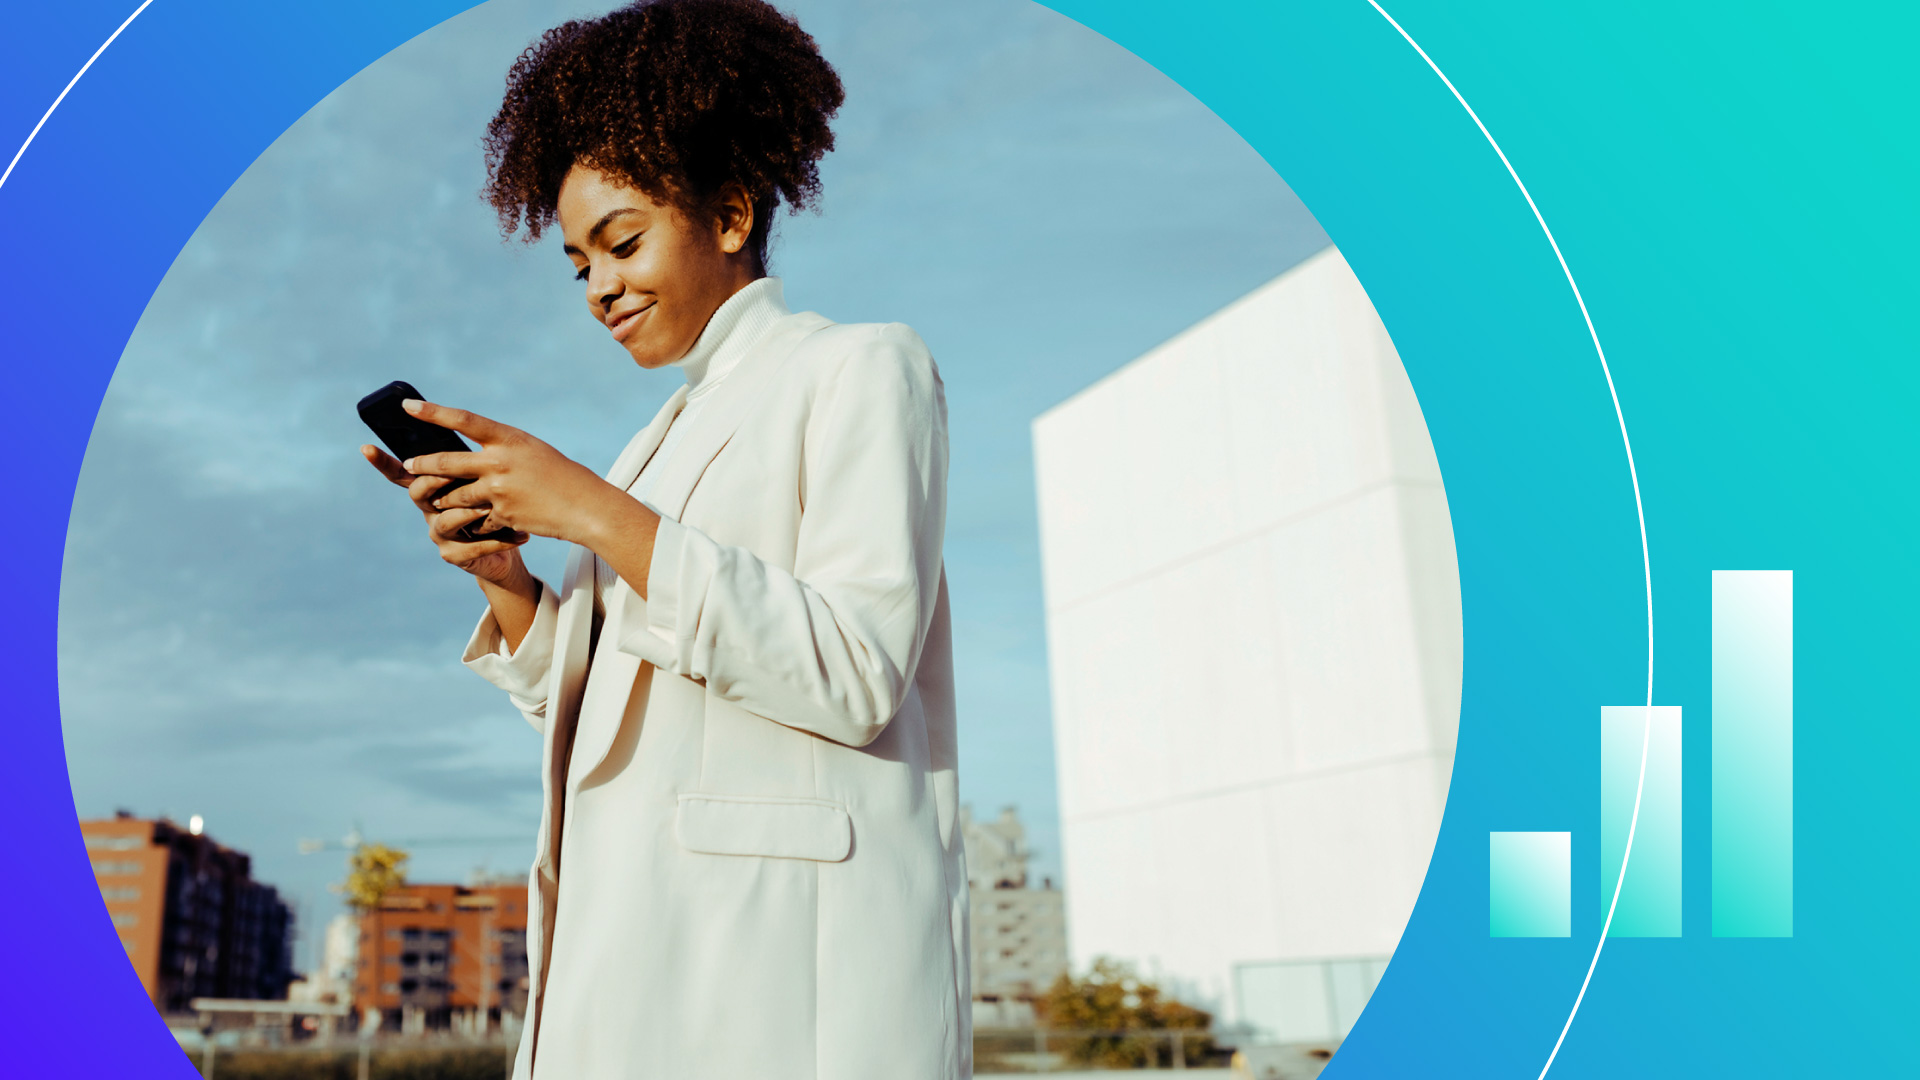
[557,165,758,370]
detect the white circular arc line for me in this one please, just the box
[0,0,157,193]
[1361,3,1656,1077]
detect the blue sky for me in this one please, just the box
[58,0,1326,969]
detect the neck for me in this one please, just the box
[673,276,790,396]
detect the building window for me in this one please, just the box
[100,887,141,902]
[91,860,142,876]
[86,836,144,851]
[111,913,138,928]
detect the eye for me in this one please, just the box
[611,233,641,258]
[572,264,589,282]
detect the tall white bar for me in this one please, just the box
[1711,570,1793,938]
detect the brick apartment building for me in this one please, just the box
[353,881,530,1033]
[81,813,295,1015]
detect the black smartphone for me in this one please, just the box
[357,380,518,543]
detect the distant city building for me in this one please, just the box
[962,805,1068,1017]
[290,912,362,1009]
[322,912,361,990]
[81,813,295,1015]
[1034,247,1461,1042]
[353,881,530,1034]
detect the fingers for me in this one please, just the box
[431,477,491,511]
[457,532,532,553]
[448,532,530,556]
[402,450,484,479]
[430,506,493,543]
[443,539,531,575]
[361,445,414,489]
[403,398,516,446]
[408,474,464,514]
[431,506,526,543]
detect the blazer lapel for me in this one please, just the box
[643,311,831,522]
[560,312,829,789]
[532,385,685,874]
[563,585,646,796]
[607,384,689,491]
[533,542,594,879]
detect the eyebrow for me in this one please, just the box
[562,207,645,256]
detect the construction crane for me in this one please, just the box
[296,825,527,856]
[298,824,530,910]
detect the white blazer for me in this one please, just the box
[462,309,969,1080]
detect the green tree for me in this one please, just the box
[340,843,409,911]
[1039,957,1213,1068]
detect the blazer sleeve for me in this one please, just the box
[615,323,948,748]
[460,576,561,733]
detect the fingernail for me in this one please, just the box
[402,459,416,471]
[402,398,423,413]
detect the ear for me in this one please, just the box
[714,184,756,257]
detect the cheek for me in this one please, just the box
[617,255,668,301]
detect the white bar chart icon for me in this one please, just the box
[1712,570,1793,937]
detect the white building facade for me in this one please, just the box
[1033,246,1461,1041]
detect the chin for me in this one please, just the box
[624,342,674,370]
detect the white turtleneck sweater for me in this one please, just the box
[592,276,790,617]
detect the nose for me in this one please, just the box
[591,267,623,311]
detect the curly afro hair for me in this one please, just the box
[482,0,844,268]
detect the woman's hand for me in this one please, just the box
[398,398,666,602]
[360,439,533,589]
[391,398,639,547]
[365,397,661,621]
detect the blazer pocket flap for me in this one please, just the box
[675,794,851,862]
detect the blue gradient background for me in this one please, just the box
[4,1,1913,1077]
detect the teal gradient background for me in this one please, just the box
[1490,832,1572,938]
[1045,3,1917,1075]
[4,1,1916,1077]
[1600,706,1681,937]
[1712,571,1794,938]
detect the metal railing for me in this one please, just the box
[184,1034,518,1080]
[180,1026,1223,1077]
[974,1025,1218,1072]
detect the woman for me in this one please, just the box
[358,3,968,1077]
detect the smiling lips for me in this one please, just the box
[607,301,655,342]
